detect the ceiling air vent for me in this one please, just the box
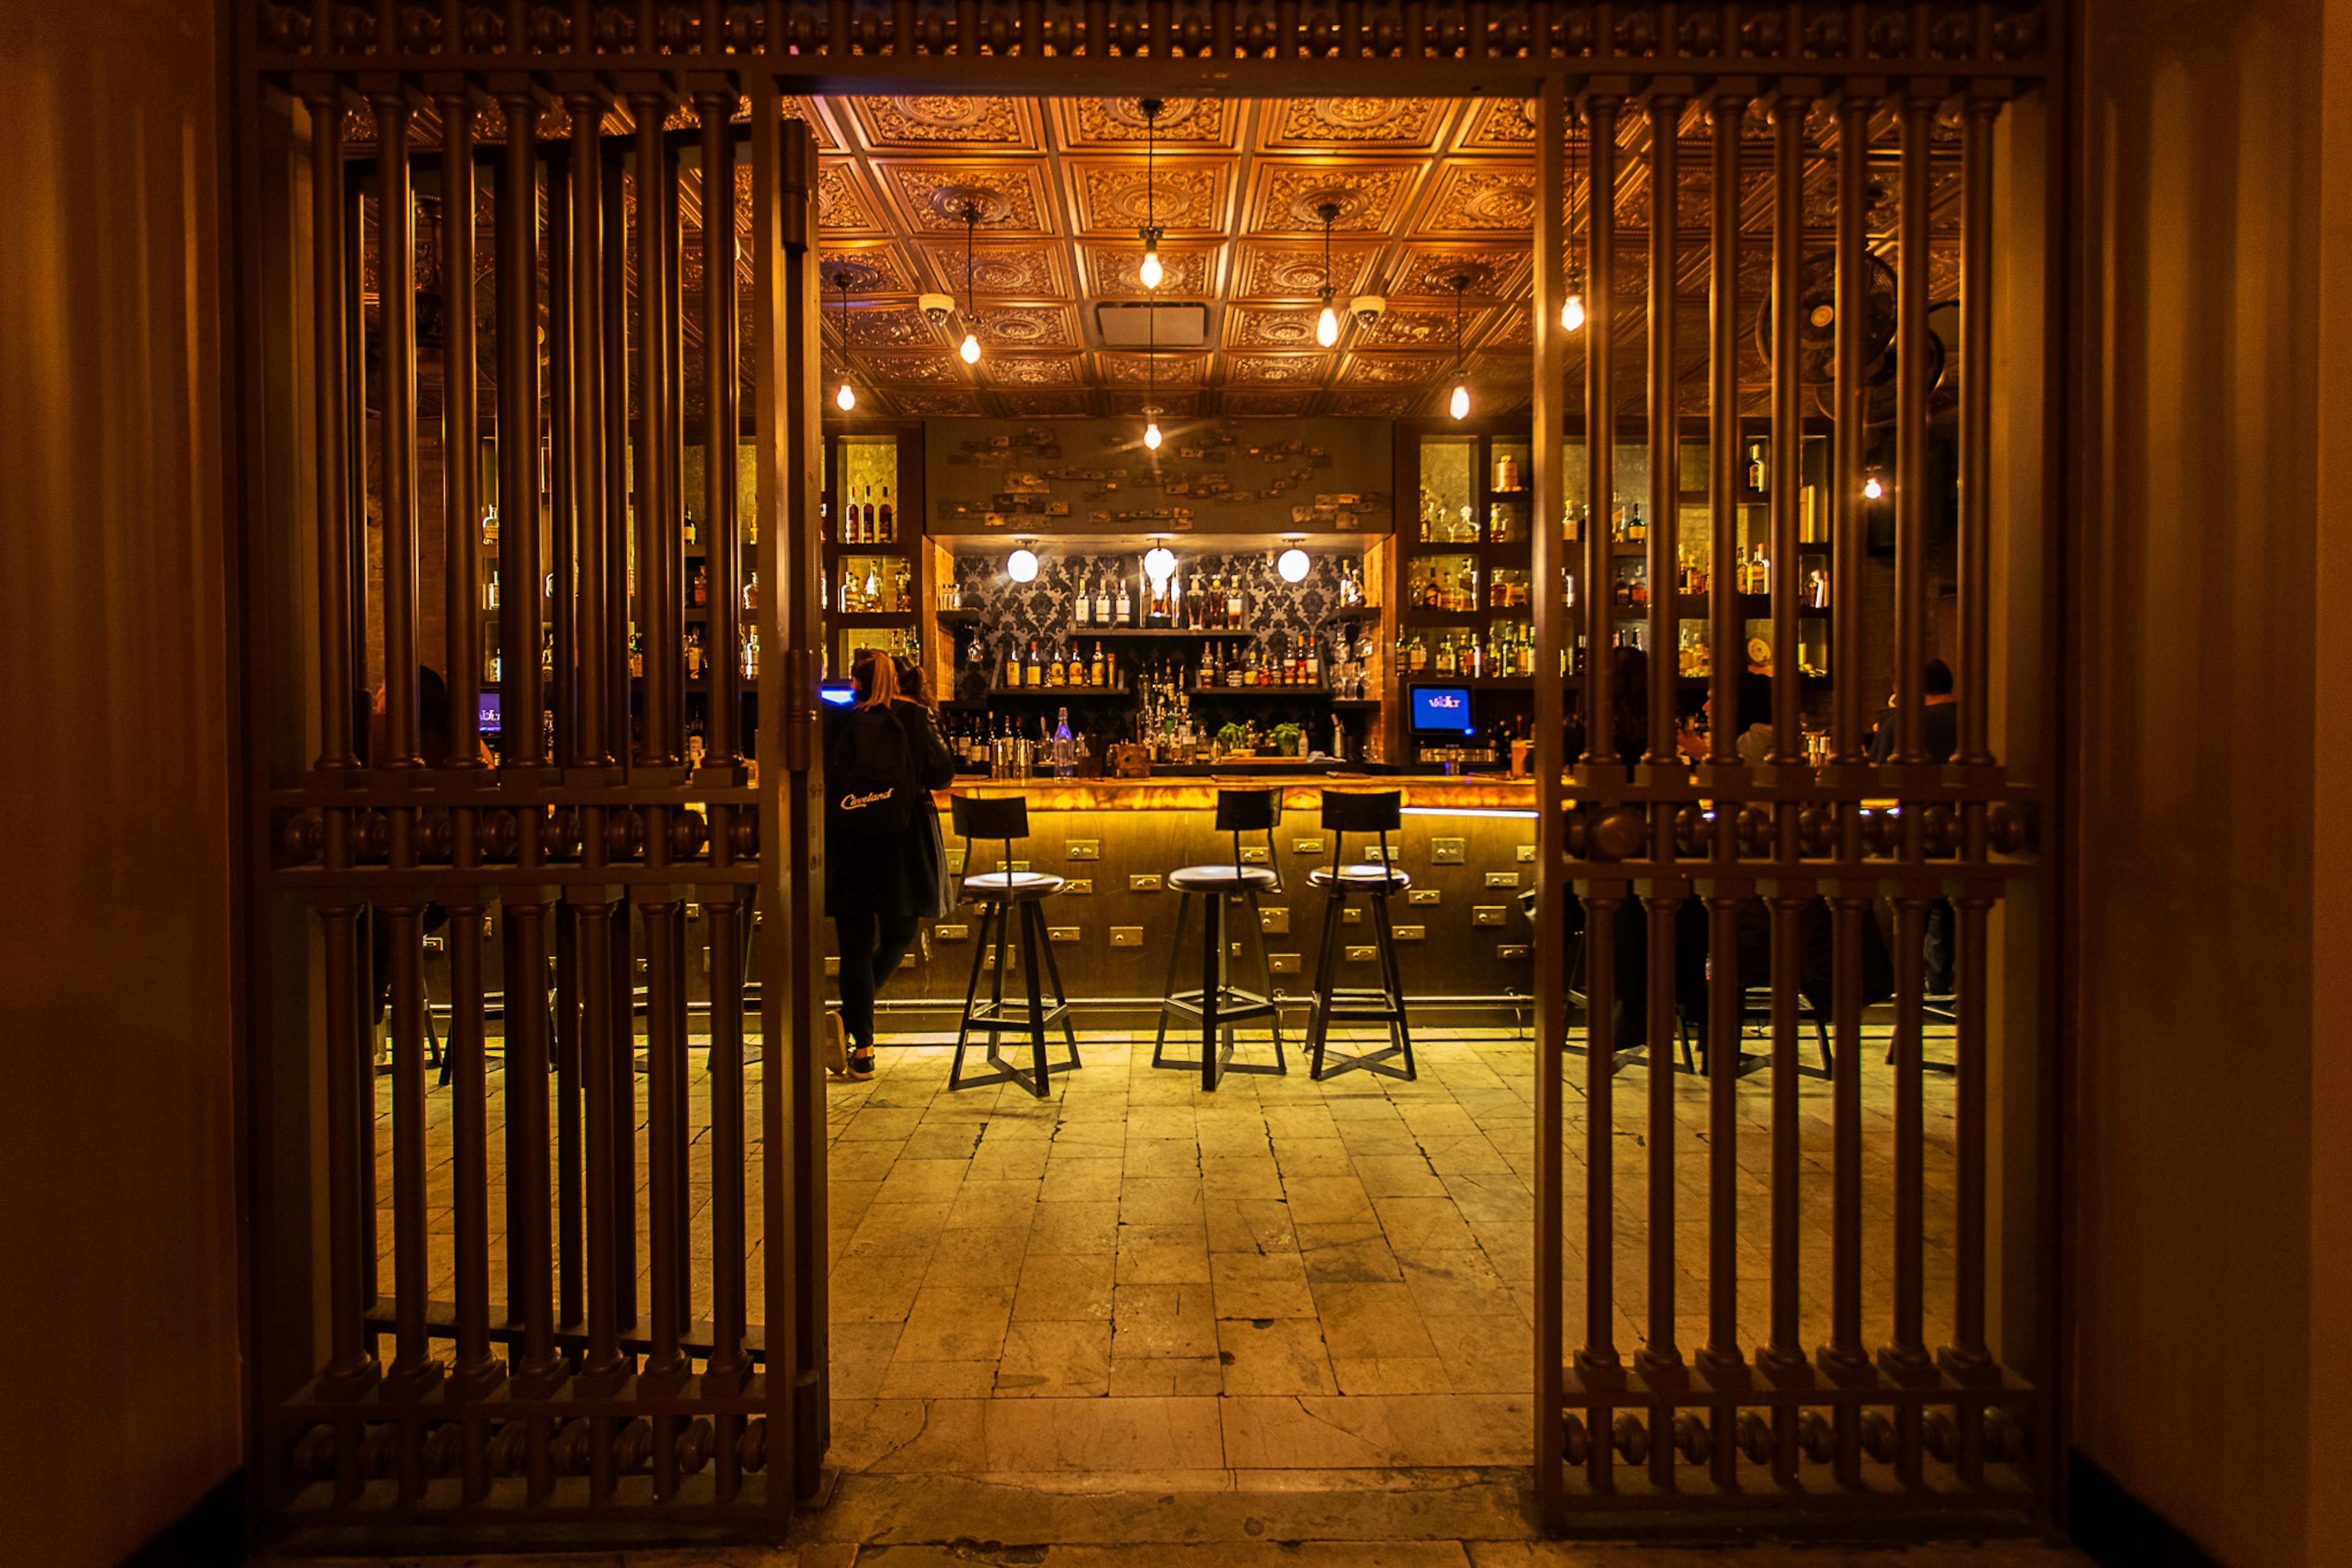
[1095,301,1210,349]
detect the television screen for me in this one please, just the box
[1409,685,1472,736]
[477,692,501,733]
[819,682,858,707]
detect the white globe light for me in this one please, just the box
[1139,249,1163,289]
[835,380,857,411]
[1316,305,1340,347]
[1278,548,1311,584]
[959,332,981,364]
[1144,421,1162,450]
[1007,548,1039,582]
[1863,475,1885,500]
[1143,546,1177,586]
[1562,294,1586,331]
[1449,383,1471,420]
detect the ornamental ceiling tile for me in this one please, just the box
[982,353,1084,388]
[1099,352,1205,388]
[876,162,1056,236]
[1080,243,1219,298]
[974,303,1081,349]
[1351,306,1487,351]
[1055,97,1237,151]
[1218,391,1322,417]
[819,244,922,296]
[1420,165,1539,233]
[1262,99,1452,153]
[846,96,1041,153]
[1325,388,1426,417]
[917,241,1068,297]
[1229,242,1381,300]
[839,303,944,348]
[1221,306,1329,352]
[1387,244,1528,300]
[1243,162,1419,235]
[860,352,965,385]
[1339,353,1448,386]
[891,390,987,416]
[1068,159,1233,237]
[817,164,889,237]
[1225,353,1329,385]
[996,391,1099,417]
[1455,97,1539,151]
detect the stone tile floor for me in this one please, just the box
[375,1021,1966,1485]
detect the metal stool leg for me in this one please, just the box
[1033,900,1080,1068]
[1371,891,1415,1080]
[1019,900,1052,1099]
[1152,890,1191,1071]
[1244,888,1284,1072]
[1308,888,1346,1080]
[949,899,998,1090]
[1199,892,1225,1091]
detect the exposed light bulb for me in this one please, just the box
[959,332,981,364]
[1561,293,1586,332]
[1139,249,1163,289]
[1007,548,1039,582]
[835,380,857,411]
[1449,383,1471,421]
[1278,548,1311,584]
[1316,305,1340,347]
[1143,546,1177,585]
[1144,421,1163,451]
[1863,475,1885,500]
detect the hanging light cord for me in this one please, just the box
[965,205,976,327]
[1454,276,1464,377]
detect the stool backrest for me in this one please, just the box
[951,793,1029,890]
[1320,790,1401,880]
[1215,787,1284,891]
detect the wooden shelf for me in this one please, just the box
[1092,627,1257,640]
[1185,684,1335,699]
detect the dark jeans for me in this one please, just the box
[835,911,921,1050]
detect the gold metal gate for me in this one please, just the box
[228,0,2060,1544]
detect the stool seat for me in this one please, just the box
[963,870,1066,900]
[1168,864,1279,894]
[1308,863,1412,892]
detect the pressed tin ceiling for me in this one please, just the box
[359,93,1967,423]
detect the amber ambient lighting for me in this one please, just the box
[1315,202,1341,347]
[1864,475,1885,500]
[832,271,858,410]
[1448,274,1471,420]
[958,202,982,364]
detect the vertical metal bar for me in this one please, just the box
[1891,86,1936,766]
[548,146,578,769]
[1701,886,1741,1482]
[696,91,742,766]
[439,81,485,768]
[663,136,687,767]
[345,178,371,742]
[705,888,750,1500]
[383,901,440,1398]
[603,145,633,767]
[317,900,379,1404]
[555,898,584,1329]
[301,84,358,771]
[445,894,499,1502]
[609,900,639,1338]
[1529,66,1569,1535]
[1823,889,1871,1484]
[497,83,546,768]
[1947,890,1996,1460]
[1887,892,1931,1428]
[1642,88,1681,769]
[1829,90,1875,764]
[639,889,688,1501]
[504,891,562,1395]
[573,886,625,1502]
[1578,886,1621,1491]
[631,86,676,766]
[1579,91,1619,768]
[1958,94,1998,766]
[564,86,611,766]
[1705,91,1745,769]
[1766,88,1808,766]
[1641,880,1681,1488]
[371,87,423,767]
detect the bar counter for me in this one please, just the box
[868,772,1542,1020]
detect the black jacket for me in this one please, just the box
[824,699,957,919]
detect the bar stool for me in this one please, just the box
[949,794,1080,1098]
[1303,790,1415,1082]
[1151,788,1288,1091]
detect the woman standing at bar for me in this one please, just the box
[824,648,956,1080]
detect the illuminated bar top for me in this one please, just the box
[938,773,1537,813]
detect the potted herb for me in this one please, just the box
[1271,722,1304,758]
[1216,722,1252,759]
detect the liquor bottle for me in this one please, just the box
[1053,708,1074,778]
[1306,635,1323,688]
[1074,573,1092,628]
[741,625,759,679]
[1026,639,1042,687]
[1435,635,1457,677]
[745,571,760,611]
[484,644,502,684]
[1048,642,1066,687]
[693,563,707,606]
[1630,502,1646,543]
[1095,575,1112,627]
[1090,641,1106,688]
[877,485,894,543]
[864,563,881,611]
[484,567,500,611]
[1116,572,1132,625]
[1226,573,1244,627]
[1411,634,1429,673]
[482,505,500,545]
[862,484,876,542]
[628,628,644,679]
[683,507,697,546]
[541,626,554,676]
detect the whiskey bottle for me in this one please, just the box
[1074,574,1092,628]
[1116,573,1132,625]
[1090,641,1107,688]
[877,485,894,543]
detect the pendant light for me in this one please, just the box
[1315,202,1341,347]
[958,202,982,364]
[1448,274,1471,420]
[1137,97,1164,290]
[1562,107,1586,332]
[1142,260,1162,450]
[831,271,858,410]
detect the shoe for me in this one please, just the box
[824,1012,850,1077]
[845,1046,876,1081]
